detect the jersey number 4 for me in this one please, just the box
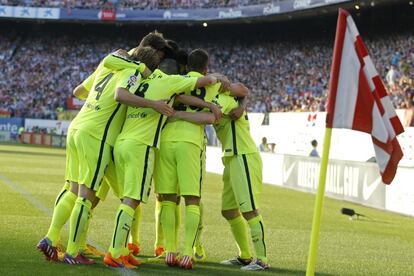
[94,73,114,101]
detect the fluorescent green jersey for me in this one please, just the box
[102,53,146,72]
[161,71,221,149]
[117,69,198,148]
[213,94,258,156]
[69,64,141,146]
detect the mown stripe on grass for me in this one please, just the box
[0,173,138,276]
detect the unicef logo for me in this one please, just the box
[163,11,171,19]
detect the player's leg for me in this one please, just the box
[220,156,252,265]
[37,128,79,261]
[129,203,142,256]
[176,142,204,269]
[153,194,165,256]
[64,130,110,265]
[105,141,153,268]
[154,142,179,265]
[193,143,207,262]
[232,153,269,271]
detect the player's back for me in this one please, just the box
[161,71,221,149]
[70,64,139,146]
[213,93,257,156]
[117,68,196,148]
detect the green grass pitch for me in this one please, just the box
[1,144,414,275]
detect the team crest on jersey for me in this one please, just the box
[128,74,138,86]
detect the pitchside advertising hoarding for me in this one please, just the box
[0,0,350,21]
[0,117,24,141]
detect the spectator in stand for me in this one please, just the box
[309,139,319,158]
[259,137,271,153]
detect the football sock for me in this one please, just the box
[175,202,181,249]
[183,204,200,257]
[194,202,203,247]
[46,189,77,246]
[66,197,92,257]
[79,209,93,251]
[108,203,135,258]
[227,215,252,260]
[130,204,142,246]
[247,215,268,263]
[160,201,176,253]
[154,199,164,248]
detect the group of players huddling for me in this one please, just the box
[36,31,269,271]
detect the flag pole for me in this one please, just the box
[306,9,348,275]
[305,127,332,276]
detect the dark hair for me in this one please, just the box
[176,49,188,67]
[187,49,209,73]
[131,46,161,72]
[159,58,179,75]
[139,31,169,52]
[311,139,318,147]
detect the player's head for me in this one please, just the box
[164,39,180,59]
[159,58,179,75]
[176,49,188,75]
[131,46,161,72]
[187,49,209,75]
[139,31,170,60]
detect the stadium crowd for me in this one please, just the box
[0,32,413,119]
[1,0,272,9]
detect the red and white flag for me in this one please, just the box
[326,9,404,184]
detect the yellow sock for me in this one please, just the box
[183,204,200,257]
[160,201,176,253]
[175,202,181,249]
[66,197,92,256]
[79,209,93,251]
[228,215,252,259]
[247,215,268,263]
[194,202,203,247]
[109,204,135,258]
[46,189,77,246]
[154,199,164,248]
[130,204,142,245]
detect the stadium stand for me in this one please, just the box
[0,0,273,9]
[0,30,413,118]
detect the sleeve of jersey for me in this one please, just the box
[102,54,146,73]
[169,75,198,96]
[81,70,97,92]
[116,69,141,94]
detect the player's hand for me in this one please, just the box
[152,100,174,116]
[113,49,130,59]
[167,111,179,122]
[229,106,244,120]
[208,103,222,122]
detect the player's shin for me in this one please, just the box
[108,203,135,258]
[46,189,77,246]
[154,199,164,248]
[227,215,252,259]
[160,200,177,253]
[66,197,92,256]
[175,201,181,250]
[130,204,142,246]
[183,204,201,257]
[247,215,268,263]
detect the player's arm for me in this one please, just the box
[170,111,215,125]
[115,88,173,116]
[73,84,89,100]
[72,66,99,100]
[229,95,249,120]
[175,94,222,122]
[102,52,152,78]
[227,82,249,98]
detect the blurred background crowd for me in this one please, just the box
[0,30,412,119]
[1,0,273,9]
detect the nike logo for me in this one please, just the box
[283,162,296,183]
[362,174,382,200]
[239,202,246,207]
